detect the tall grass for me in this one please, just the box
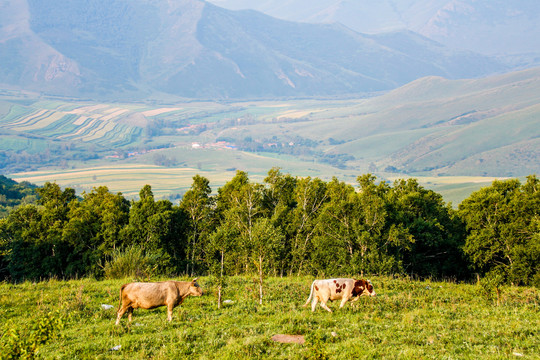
[0,276,538,359]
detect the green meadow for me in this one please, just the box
[1,276,538,359]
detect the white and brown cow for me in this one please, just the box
[116,278,203,324]
[303,278,376,312]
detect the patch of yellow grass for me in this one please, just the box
[387,175,508,185]
[141,108,183,117]
[277,110,313,119]
[15,112,65,131]
[8,109,48,126]
[72,116,89,126]
[67,104,110,115]
[100,109,129,121]
[84,121,117,142]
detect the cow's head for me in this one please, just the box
[189,278,204,296]
[352,279,376,297]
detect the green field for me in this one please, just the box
[1,276,538,359]
[9,163,505,205]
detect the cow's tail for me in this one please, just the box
[303,281,315,307]
[118,284,127,311]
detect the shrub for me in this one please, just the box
[102,245,171,280]
[0,311,64,360]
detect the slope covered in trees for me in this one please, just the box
[0,175,38,218]
[0,170,538,289]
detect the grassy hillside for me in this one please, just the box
[1,276,538,359]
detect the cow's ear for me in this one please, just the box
[192,278,198,283]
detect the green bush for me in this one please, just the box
[0,311,64,360]
[102,245,171,280]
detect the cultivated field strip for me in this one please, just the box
[10,165,237,197]
[0,103,180,147]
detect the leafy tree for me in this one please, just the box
[206,222,239,308]
[180,175,215,275]
[0,205,44,280]
[120,185,187,273]
[3,169,537,286]
[262,168,297,223]
[262,168,296,276]
[312,175,411,276]
[61,186,129,277]
[312,178,357,275]
[214,170,250,218]
[289,177,327,275]
[1,181,77,280]
[387,178,465,278]
[121,185,165,250]
[249,218,284,304]
[459,176,539,286]
[35,182,77,277]
[215,171,264,273]
[355,174,408,275]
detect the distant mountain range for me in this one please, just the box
[209,0,540,58]
[0,0,509,100]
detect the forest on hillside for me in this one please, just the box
[0,169,538,289]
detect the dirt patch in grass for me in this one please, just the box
[271,334,305,344]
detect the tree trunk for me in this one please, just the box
[190,236,196,276]
[259,256,263,305]
[218,250,224,309]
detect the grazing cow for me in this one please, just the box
[116,278,203,324]
[303,278,376,312]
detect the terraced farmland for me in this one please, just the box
[0,102,153,147]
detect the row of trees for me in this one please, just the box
[0,169,538,291]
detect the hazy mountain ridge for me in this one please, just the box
[0,0,506,100]
[209,0,540,58]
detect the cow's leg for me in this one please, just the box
[339,296,351,308]
[167,304,174,321]
[320,301,333,313]
[115,306,127,325]
[311,297,318,312]
[127,307,133,322]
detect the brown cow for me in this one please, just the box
[303,278,376,312]
[116,278,203,324]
